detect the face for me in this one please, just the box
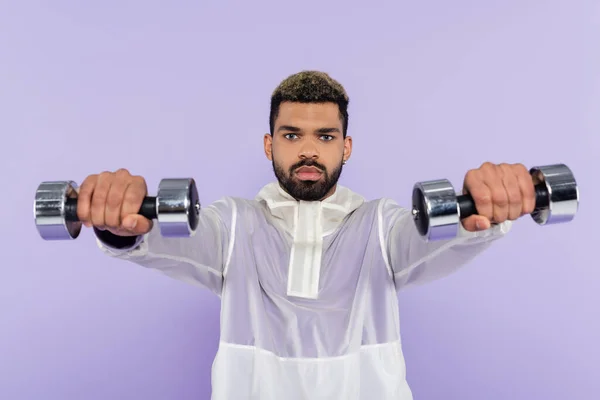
[264,102,352,201]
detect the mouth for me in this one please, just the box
[295,166,323,181]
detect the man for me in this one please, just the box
[77,71,535,399]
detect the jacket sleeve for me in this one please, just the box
[378,198,512,291]
[94,197,236,296]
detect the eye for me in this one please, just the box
[284,133,299,140]
[320,135,334,141]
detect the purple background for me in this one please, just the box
[1,1,599,399]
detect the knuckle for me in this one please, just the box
[498,163,512,175]
[115,168,131,179]
[515,163,529,174]
[480,161,496,171]
[78,179,95,196]
[132,175,147,187]
[81,174,98,185]
[463,170,480,187]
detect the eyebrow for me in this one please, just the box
[277,125,341,134]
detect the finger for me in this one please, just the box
[121,176,152,234]
[461,215,491,232]
[121,214,153,236]
[463,169,494,221]
[104,176,130,230]
[90,172,113,229]
[515,164,535,215]
[77,174,98,227]
[482,163,509,223]
[499,163,522,220]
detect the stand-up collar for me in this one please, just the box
[256,182,365,299]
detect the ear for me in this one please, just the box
[264,133,273,161]
[343,136,352,163]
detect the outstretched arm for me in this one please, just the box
[380,199,511,290]
[74,169,235,296]
[381,162,535,290]
[95,197,235,296]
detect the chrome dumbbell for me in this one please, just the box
[34,178,201,240]
[411,164,579,241]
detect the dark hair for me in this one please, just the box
[269,70,349,137]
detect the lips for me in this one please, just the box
[295,166,322,181]
[296,166,321,173]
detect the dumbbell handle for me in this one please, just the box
[63,197,158,222]
[457,182,550,219]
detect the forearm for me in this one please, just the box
[381,199,511,290]
[95,199,234,294]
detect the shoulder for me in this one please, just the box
[204,196,267,220]
[371,198,411,228]
[368,197,409,215]
[342,198,409,227]
[197,196,264,238]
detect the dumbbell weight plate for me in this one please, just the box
[529,164,579,225]
[34,181,83,240]
[156,178,201,237]
[412,179,460,241]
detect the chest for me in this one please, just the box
[241,208,384,303]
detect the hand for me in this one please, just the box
[76,169,153,237]
[461,162,536,232]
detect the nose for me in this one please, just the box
[298,141,319,160]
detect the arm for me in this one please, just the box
[95,197,236,296]
[379,198,511,291]
[381,162,536,290]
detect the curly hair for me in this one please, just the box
[269,71,349,137]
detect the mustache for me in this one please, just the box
[290,159,326,172]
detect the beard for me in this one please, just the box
[272,157,343,201]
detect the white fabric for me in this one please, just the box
[96,182,511,399]
[287,201,323,298]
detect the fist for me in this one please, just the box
[461,162,536,232]
[76,169,153,237]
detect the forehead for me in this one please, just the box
[275,102,341,129]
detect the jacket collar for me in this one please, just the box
[255,181,365,236]
[255,181,366,300]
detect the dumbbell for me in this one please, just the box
[411,164,579,241]
[34,178,201,240]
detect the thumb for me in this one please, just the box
[122,214,153,235]
[461,215,491,232]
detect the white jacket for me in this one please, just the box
[96,182,510,399]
